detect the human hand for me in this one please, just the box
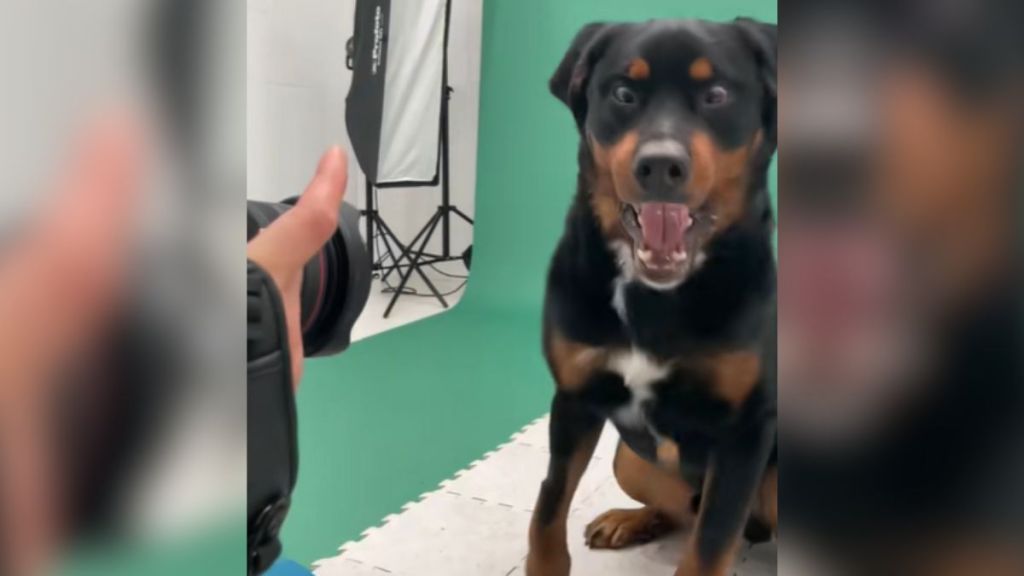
[0,114,142,576]
[246,147,348,387]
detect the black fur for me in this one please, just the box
[533,18,778,571]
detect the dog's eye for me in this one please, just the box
[702,85,731,108]
[613,85,638,105]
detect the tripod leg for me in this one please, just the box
[375,217,408,279]
[375,221,401,277]
[451,207,475,225]
[411,255,449,309]
[365,180,376,269]
[384,212,443,318]
[382,212,436,285]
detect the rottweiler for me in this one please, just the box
[526,18,778,576]
[780,1,1024,574]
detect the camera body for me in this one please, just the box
[246,200,370,574]
[246,260,296,574]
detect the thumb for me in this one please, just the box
[248,147,348,274]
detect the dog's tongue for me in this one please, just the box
[639,203,690,253]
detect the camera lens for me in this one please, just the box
[246,199,371,357]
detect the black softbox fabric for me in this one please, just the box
[346,0,448,187]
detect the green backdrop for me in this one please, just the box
[286,0,777,566]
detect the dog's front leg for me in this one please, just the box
[676,419,775,576]
[526,391,604,576]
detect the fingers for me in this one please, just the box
[48,114,142,310]
[0,114,143,576]
[64,114,142,219]
[0,114,143,382]
[302,146,348,217]
[292,145,348,248]
[248,146,348,275]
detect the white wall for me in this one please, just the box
[247,0,481,256]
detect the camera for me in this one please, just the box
[246,199,370,574]
[246,198,371,357]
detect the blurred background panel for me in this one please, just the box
[1,1,246,574]
[779,0,1024,574]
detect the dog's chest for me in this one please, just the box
[606,348,670,429]
[611,276,690,352]
[605,281,684,439]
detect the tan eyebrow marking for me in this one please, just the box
[628,58,651,80]
[690,57,714,81]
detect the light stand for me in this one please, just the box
[357,0,474,318]
[378,83,473,318]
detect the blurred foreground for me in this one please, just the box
[0,1,244,574]
[780,0,1024,574]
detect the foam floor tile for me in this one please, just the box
[507,416,621,462]
[324,491,532,576]
[508,415,550,449]
[593,422,623,461]
[439,435,609,513]
[439,441,552,511]
[313,415,775,576]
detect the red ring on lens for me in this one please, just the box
[302,250,329,334]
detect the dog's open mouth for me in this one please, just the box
[621,202,697,283]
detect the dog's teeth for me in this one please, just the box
[638,249,654,262]
[672,249,688,262]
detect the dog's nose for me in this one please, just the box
[634,140,690,198]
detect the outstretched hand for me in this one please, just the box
[0,114,142,576]
[247,146,349,387]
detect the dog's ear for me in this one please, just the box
[734,18,777,143]
[550,23,621,128]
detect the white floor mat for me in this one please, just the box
[313,417,776,576]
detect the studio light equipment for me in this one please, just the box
[346,0,473,318]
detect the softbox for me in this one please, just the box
[346,0,449,186]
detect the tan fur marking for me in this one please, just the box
[590,131,641,237]
[614,441,694,525]
[547,331,607,392]
[913,543,1024,576]
[755,466,778,532]
[688,130,760,233]
[656,439,681,473]
[588,174,623,237]
[690,58,714,81]
[688,131,718,206]
[706,351,761,409]
[628,58,651,80]
[879,70,1021,311]
[609,131,640,197]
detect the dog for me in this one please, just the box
[525,18,778,576]
[780,1,1024,573]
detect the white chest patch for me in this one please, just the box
[608,349,671,427]
[609,241,635,322]
[611,277,629,322]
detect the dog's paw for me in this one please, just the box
[584,507,677,550]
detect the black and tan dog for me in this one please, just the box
[779,1,1024,574]
[526,19,777,576]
